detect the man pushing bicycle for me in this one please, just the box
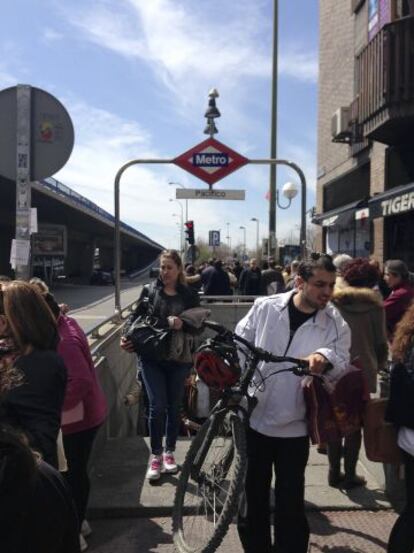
[235,254,351,553]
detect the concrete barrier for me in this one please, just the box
[91,329,139,458]
[87,296,256,464]
[200,296,254,330]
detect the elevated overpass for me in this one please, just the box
[0,175,163,281]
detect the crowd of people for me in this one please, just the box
[184,256,291,296]
[1,249,414,553]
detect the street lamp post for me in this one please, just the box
[226,222,231,250]
[239,226,246,258]
[250,217,260,258]
[169,199,184,252]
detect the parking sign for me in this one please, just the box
[209,230,220,247]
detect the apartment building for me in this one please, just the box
[315,0,414,268]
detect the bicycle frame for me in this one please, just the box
[189,327,309,482]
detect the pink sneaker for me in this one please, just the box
[146,454,162,481]
[163,451,178,474]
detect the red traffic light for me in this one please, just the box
[184,220,195,245]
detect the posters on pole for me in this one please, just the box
[10,239,30,269]
[30,208,38,234]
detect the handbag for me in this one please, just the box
[363,398,402,464]
[125,284,171,361]
[126,316,171,361]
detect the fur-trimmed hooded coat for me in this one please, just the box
[332,287,388,392]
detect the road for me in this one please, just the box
[51,279,147,332]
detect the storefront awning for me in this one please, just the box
[312,200,367,227]
[369,182,414,219]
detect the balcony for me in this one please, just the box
[353,16,414,145]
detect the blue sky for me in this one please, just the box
[1,0,319,251]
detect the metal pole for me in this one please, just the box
[169,182,188,222]
[256,219,259,258]
[170,200,184,253]
[240,227,246,257]
[15,85,32,280]
[268,0,278,259]
[114,158,172,320]
[114,156,306,318]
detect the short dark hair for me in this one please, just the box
[298,253,336,281]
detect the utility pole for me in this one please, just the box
[268,0,278,260]
[15,85,32,280]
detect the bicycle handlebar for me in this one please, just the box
[203,320,310,370]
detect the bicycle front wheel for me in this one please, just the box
[172,410,246,553]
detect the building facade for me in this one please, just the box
[316,0,414,269]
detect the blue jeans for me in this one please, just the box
[140,359,191,455]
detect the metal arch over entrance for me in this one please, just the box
[113,156,307,318]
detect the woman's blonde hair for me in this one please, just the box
[0,281,58,351]
[159,249,187,286]
[392,303,414,362]
[29,277,49,294]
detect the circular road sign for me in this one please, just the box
[0,85,74,181]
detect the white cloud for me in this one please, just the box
[63,0,317,106]
[42,28,64,43]
[280,49,318,83]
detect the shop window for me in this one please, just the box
[385,212,414,269]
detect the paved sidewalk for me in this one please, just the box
[86,511,398,552]
[85,436,398,552]
[88,437,391,518]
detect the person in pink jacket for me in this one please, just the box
[36,287,107,552]
[57,312,107,550]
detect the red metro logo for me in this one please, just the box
[173,138,248,186]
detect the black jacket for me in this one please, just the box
[0,350,67,467]
[386,346,414,429]
[201,266,232,295]
[260,269,285,295]
[239,267,262,295]
[1,460,80,553]
[122,279,200,336]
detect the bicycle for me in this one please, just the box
[172,320,320,553]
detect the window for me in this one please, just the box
[392,0,414,18]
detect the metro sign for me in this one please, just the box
[173,138,248,186]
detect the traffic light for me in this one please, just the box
[184,220,195,245]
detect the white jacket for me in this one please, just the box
[235,291,351,438]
